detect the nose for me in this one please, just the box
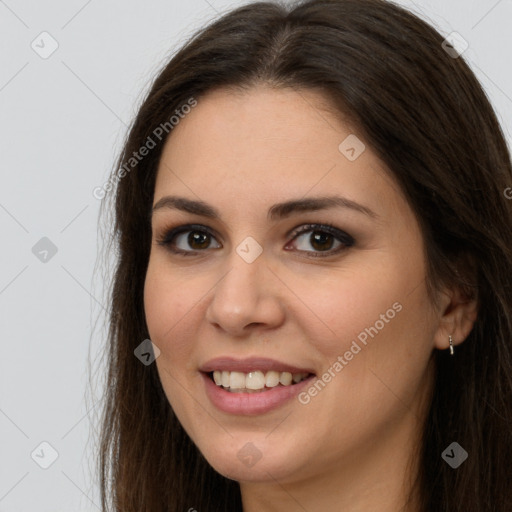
[204,252,286,337]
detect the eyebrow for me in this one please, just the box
[151,195,378,221]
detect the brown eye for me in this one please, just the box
[300,231,336,251]
[184,230,212,250]
[156,225,221,256]
[286,223,354,257]
[157,222,354,258]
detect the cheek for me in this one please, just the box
[143,262,197,365]
[285,263,410,352]
[143,263,203,422]
[287,251,433,381]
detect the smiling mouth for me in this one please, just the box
[206,370,314,393]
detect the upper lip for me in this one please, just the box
[199,357,316,375]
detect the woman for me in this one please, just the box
[96,0,512,510]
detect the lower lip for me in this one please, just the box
[201,372,315,415]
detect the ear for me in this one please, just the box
[432,285,478,351]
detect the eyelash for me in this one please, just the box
[155,222,355,258]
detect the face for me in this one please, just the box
[143,86,439,485]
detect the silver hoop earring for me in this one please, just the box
[449,335,454,356]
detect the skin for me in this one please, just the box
[143,85,478,512]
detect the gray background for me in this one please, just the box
[1,0,510,510]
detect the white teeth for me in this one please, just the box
[279,372,293,386]
[229,371,246,389]
[246,371,266,389]
[265,370,280,388]
[210,370,310,391]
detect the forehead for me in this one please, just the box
[153,86,405,224]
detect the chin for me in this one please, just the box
[197,435,302,483]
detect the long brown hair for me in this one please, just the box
[94,0,512,510]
